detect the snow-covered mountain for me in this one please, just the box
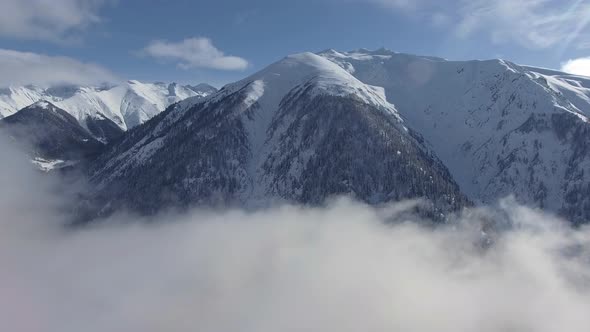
[85,52,468,218]
[0,81,217,142]
[320,48,590,223]
[0,101,104,171]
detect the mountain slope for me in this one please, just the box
[0,101,104,171]
[320,49,590,223]
[0,81,217,142]
[86,53,469,218]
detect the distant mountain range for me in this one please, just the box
[2,49,589,224]
[0,81,216,171]
[0,81,217,142]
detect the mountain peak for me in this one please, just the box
[355,47,394,55]
[208,51,397,120]
[30,100,53,110]
[20,100,76,124]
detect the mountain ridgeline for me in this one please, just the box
[2,49,590,224]
[0,81,218,142]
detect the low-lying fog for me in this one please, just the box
[1,138,590,332]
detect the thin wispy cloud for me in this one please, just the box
[455,0,590,50]
[142,37,249,71]
[363,0,590,50]
[0,49,118,87]
[0,0,112,43]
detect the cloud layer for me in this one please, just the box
[142,37,249,70]
[0,0,110,42]
[0,49,118,87]
[561,57,590,77]
[1,136,590,332]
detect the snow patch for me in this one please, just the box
[31,158,78,172]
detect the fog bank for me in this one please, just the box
[1,138,590,332]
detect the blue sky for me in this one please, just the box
[1,0,590,87]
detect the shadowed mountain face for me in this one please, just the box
[262,85,466,211]
[85,53,469,219]
[0,101,104,168]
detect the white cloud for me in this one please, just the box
[142,37,249,71]
[0,0,111,43]
[1,136,590,332]
[0,49,118,87]
[561,57,590,77]
[364,0,590,50]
